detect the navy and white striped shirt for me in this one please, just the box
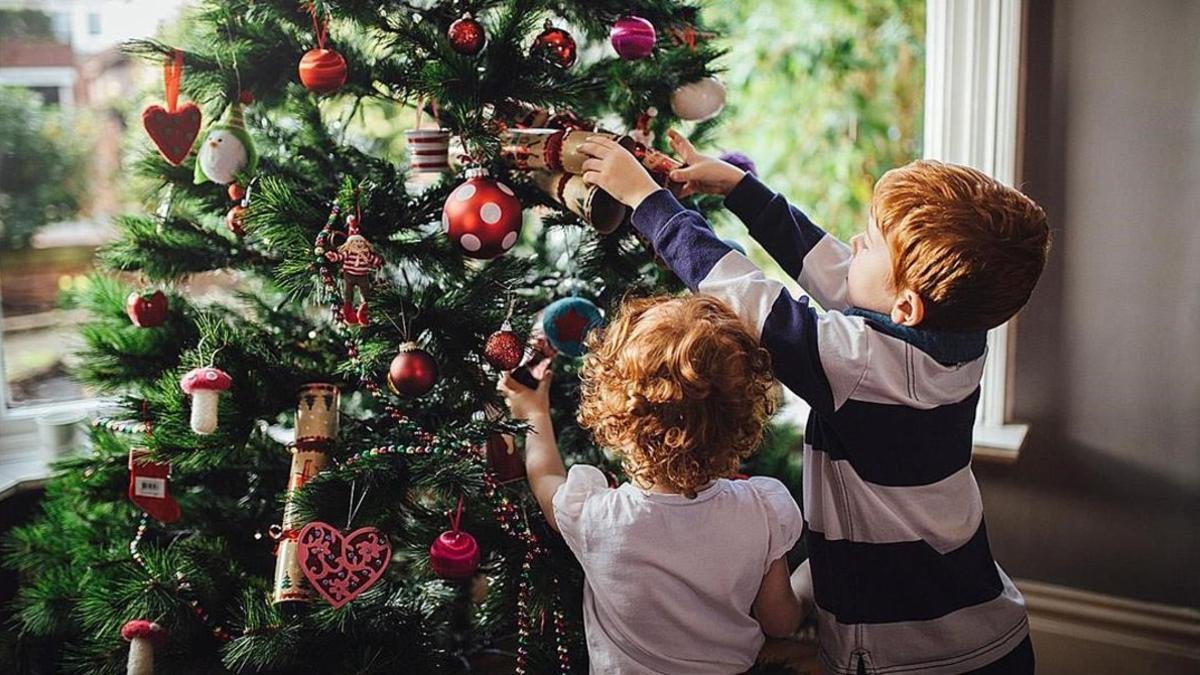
[631,176,1029,675]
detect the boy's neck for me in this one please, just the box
[843,306,987,366]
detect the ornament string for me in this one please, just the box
[307,1,330,50]
[346,480,369,530]
[163,49,183,113]
[449,494,466,532]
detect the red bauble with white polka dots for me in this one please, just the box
[442,168,523,260]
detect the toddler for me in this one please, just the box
[577,131,1049,674]
[500,294,804,674]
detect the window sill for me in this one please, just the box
[972,422,1030,464]
[0,429,51,501]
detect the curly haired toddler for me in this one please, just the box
[499,294,804,674]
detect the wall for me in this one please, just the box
[975,0,1200,610]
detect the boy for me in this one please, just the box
[578,131,1049,674]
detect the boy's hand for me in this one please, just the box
[579,136,662,208]
[665,129,747,198]
[498,370,553,421]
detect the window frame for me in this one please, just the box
[924,0,1030,461]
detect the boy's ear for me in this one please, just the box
[890,289,925,327]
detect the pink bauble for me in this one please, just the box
[429,529,480,579]
[442,168,523,259]
[610,15,656,60]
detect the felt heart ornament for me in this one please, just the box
[297,521,391,608]
[142,102,201,166]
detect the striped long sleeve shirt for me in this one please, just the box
[631,176,1029,675]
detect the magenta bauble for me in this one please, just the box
[610,16,656,60]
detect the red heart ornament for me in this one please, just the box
[296,521,391,608]
[142,102,201,166]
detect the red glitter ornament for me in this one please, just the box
[299,48,348,94]
[484,322,523,370]
[442,167,523,260]
[448,13,486,55]
[387,342,438,397]
[530,20,577,69]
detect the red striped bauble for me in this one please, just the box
[298,48,347,94]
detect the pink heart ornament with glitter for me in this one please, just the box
[296,521,391,608]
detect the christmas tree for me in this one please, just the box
[3,1,799,673]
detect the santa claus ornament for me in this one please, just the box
[324,213,383,325]
[430,497,480,580]
[442,167,523,259]
[298,2,347,93]
[194,101,257,185]
[142,49,200,166]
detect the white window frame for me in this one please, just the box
[924,0,1030,461]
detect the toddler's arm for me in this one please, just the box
[667,130,853,311]
[754,558,803,638]
[498,372,566,531]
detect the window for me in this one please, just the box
[87,12,101,36]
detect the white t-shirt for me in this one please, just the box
[552,464,804,675]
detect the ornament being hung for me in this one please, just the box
[324,214,383,325]
[128,447,181,524]
[542,297,604,357]
[194,101,257,185]
[510,313,557,389]
[387,342,438,397]
[179,366,232,435]
[121,619,165,675]
[142,49,200,166]
[430,497,480,580]
[298,1,347,93]
[442,167,523,259]
[483,321,523,370]
[448,13,486,55]
[531,170,628,235]
[530,20,577,69]
[670,76,727,122]
[610,15,657,60]
[297,521,391,609]
[126,290,168,328]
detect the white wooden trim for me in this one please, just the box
[1019,579,1200,671]
[924,0,1027,460]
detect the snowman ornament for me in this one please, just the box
[194,101,258,185]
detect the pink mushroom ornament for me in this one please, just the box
[121,619,165,675]
[180,367,232,435]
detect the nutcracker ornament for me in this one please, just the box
[442,167,523,259]
[324,214,383,325]
[193,101,257,185]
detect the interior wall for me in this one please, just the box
[974,0,1200,608]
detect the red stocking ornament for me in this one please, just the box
[128,447,181,523]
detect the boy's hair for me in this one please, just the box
[577,294,775,498]
[873,160,1050,331]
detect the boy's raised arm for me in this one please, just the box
[723,174,853,311]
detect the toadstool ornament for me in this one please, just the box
[121,619,165,675]
[180,367,232,435]
[194,101,257,185]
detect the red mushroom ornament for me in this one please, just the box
[180,367,232,435]
[121,619,165,675]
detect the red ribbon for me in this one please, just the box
[163,49,183,113]
[308,1,329,49]
[449,495,465,532]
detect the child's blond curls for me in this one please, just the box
[577,294,776,498]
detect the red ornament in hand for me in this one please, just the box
[483,322,523,370]
[531,20,577,69]
[126,290,168,327]
[299,48,348,94]
[448,13,486,55]
[442,168,523,260]
[430,498,480,580]
[387,342,438,397]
